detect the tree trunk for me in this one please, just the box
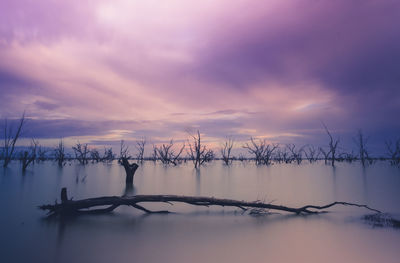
[39,188,381,217]
[121,158,139,184]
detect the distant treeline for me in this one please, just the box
[1,114,400,170]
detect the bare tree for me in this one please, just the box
[20,139,37,172]
[385,139,400,166]
[151,144,158,162]
[275,147,291,163]
[238,154,246,162]
[90,148,101,163]
[243,137,278,165]
[338,151,357,163]
[119,140,130,163]
[304,145,319,163]
[135,138,146,162]
[36,144,48,162]
[54,139,66,167]
[155,140,185,166]
[274,148,284,163]
[286,144,304,164]
[187,131,213,169]
[220,137,234,165]
[203,149,215,163]
[102,147,115,163]
[322,122,339,167]
[2,112,26,168]
[319,147,330,164]
[72,142,89,165]
[353,129,370,166]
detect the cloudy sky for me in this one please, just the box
[0,0,399,154]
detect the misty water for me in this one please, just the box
[1,161,400,263]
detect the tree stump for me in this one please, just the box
[121,158,139,184]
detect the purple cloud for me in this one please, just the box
[0,0,399,154]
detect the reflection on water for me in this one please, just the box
[1,161,400,263]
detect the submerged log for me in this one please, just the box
[121,158,139,184]
[39,188,381,217]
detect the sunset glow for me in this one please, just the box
[1,0,399,151]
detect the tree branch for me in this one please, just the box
[39,188,382,217]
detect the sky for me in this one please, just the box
[0,0,399,155]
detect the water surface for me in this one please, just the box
[1,161,399,263]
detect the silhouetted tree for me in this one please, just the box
[2,112,25,167]
[286,144,304,164]
[221,137,234,165]
[385,139,400,166]
[135,138,146,162]
[119,140,130,163]
[354,129,370,166]
[72,142,89,164]
[121,157,139,185]
[90,148,101,163]
[20,139,37,172]
[187,131,213,169]
[54,140,66,167]
[155,140,185,165]
[322,123,339,167]
[151,144,158,162]
[338,151,357,163]
[243,137,278,165]
[102,147,115,163]
[238,154,246,162]
[36,144,48,162]
[304,145,319,163]
[319,147,330,164]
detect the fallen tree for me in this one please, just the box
[39,188,381,217]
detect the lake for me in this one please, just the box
[1,161,399,263]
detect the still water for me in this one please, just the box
[1,161,399,263]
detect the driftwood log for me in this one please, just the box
[121,158,139,184]
[39,188,381,217]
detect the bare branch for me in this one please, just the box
[2,112,26,168]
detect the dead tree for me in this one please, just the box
[20,139,38,172]
[54,140,66,167]
[238,154,246,162]
[187,131,213,169]
[135,138,146,162]
[385,139,400,166]
[90,148,101,163]
[40,188,382,217]
[322,123,339,167]
[119,140,130,163]
[243,137,278,165]
[102,147,115,163]
[274,148,283,163]
[155,140,185,165]
[304,145,319,163]
[121,157,139,184]
[354,130,370,166]
[2,112,26,168]
[72,142,89,165]
[275,147,290,163]
[36,145,48,162]
[203,149,215,163]
[221,137,234,165]
[286,144,304,164]
[338,151,357,163]
[319,147,330,164]
[151,144,158,162]
[274,147,290,163]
